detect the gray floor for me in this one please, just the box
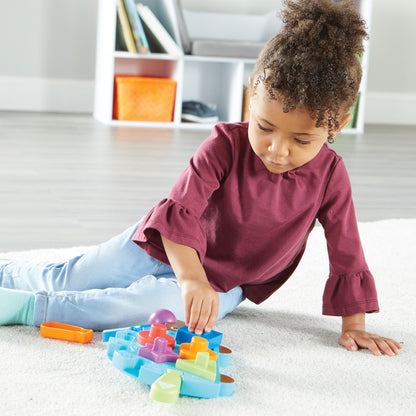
[0,111,415,251]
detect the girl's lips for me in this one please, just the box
[264,160,290,173]
[267,160,285,167]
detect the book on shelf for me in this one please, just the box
[116,0,137,53]
[171,0,192,54]
[136,3,183,56]
[123,0,150,54]
[115,14,128,52]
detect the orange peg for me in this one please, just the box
[179,336,218,361]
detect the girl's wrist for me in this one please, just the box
[178,275,210,287]
[342,312,366,333]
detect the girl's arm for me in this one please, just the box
[339,313,402,356]
[161,235,219,335]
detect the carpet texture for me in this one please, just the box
[1,219,415,416]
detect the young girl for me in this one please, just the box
[0,0,402,356]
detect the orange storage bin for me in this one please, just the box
[113,75,177,122]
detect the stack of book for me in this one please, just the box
[116,0,182,56]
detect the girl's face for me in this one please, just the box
[248,81,351,174]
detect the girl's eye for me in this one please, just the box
[258,123,272,132]
[295,138,310,145]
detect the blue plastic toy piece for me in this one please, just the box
[175,325,223,349]
[105,316,234,402]
[102,324,148,342]
[217,346,232,368]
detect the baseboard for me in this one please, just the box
[1,76,415,126]
[0,76,94,113]
[365,91,416,125]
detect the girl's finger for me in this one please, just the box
[339,333,358,351]
[374,339,396,356]
[380,338,402,356]
[183,296,192,327]
[187,297,202,333]
[194,296,214,335]
[364,339,382,356]
[388,338,404,351]
[205,295,219,333]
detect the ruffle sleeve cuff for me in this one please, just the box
[132,198,207,265]
[322,270,380,316]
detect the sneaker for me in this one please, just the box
[181,101,219,123]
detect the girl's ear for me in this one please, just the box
[338,113,353,132]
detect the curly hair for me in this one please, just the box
[251,0,368,141]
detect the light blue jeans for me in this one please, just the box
[0,222,244,331]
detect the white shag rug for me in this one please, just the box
[1,219,415,416]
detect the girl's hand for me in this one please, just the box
[160,234,219,336]
[339,330,403,356]
[180,279,219,335]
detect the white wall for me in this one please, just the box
[0,0,415,124]
[182,0,281,14]
[0,0,97,113]
[365,0,416,124]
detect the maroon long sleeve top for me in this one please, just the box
[133,122,379,316]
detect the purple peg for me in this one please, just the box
[138,337,179,363]
[147,309,177,325]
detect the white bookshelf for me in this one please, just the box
[94,0,371,134]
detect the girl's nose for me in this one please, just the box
[268,138,289,158]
